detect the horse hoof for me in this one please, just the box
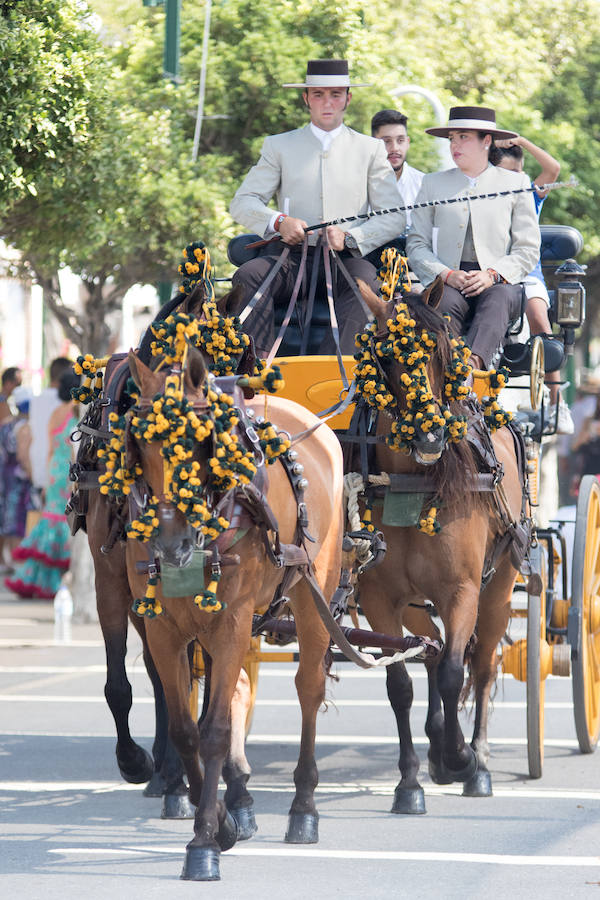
[229,804,258,841]
[285,812,319,844]
[428,759,454,785]
[391,786,426,815]
[161,791,195,819]
[143,772,165,798]
[216,810,239,852]
[117,746,154,785]
[462,768,493,798]
[181,846,220,881]
[441,747,478,784]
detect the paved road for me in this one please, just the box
[1,589,599,899]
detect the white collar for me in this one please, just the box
[310,122,343,150]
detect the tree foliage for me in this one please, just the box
[1,0,600,353]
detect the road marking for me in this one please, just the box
[47,845,600,867]
[0,730,580,747]
[0,693,575,711]
[3,780,600,801]
[0,639,105,648]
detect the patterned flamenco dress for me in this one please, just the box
[6,411,76,599]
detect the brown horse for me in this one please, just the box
[79,285,258,819]
[124,350,343,881]
[354,276,525,811]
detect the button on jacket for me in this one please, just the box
[406,165,540,286]
[229,124,405,256]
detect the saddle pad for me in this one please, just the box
[161,550,210,598]
[382,489,425,527]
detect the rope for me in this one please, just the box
[343,473,371,563]
[303,177,578,233]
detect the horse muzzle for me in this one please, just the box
[411,426,446,466]
[150,504,196,568]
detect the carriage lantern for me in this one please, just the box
[555,258,586,338]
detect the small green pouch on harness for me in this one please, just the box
[382,489,426,527]
[161,549,211,598]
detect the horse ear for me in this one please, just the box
[356,278,392,326]
[184,344,207,392]
[216,283,245,317]
[128,351,154,391]
[422,275,444,309]
[181,282,206,317]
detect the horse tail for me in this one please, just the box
[459,631,478,708]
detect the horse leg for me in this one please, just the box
[386,660,426,814]
[95,571,154,784]
[463,564,514,798]
[434,587,479,783]
[285,581,329,844]
[424,659,453,785]
[223,666,257,840]
[182,638,248,881]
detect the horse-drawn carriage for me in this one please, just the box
[67,219,598,881]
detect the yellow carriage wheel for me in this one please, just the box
[527,544,549,779]
[571,476,600,752]
[529,335,545,410]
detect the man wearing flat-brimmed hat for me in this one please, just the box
[229,59,405,355]
[407,106,540,370]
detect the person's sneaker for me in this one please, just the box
[545,402,575,435]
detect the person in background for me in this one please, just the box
[490,137,573,434]
[0,366,23,570]
[371,108,424,226]
[0,385,33,569]
[6,371,79,599]
[28,356,73,504]
[0,366,22,421]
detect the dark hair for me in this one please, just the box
[49,357,73,383]
[371,109,408,135]
[58,371,81,403]
[489,143,523,166]
[1,366,20,387]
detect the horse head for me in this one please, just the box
[356,276,470,466]
[127,347,210,568]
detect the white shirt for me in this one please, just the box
[266,123,345,233]
[28,387,62,489]
[397,163,424,226]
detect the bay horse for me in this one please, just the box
[77,282,257,818]
[122,347,343,881]
[354,275,527,811]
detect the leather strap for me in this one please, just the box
[239,246,291,324]
[322,239,350,391]
[266,237,309,367]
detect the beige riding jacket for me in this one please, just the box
[406,165,540,286]
[229,124,405,256]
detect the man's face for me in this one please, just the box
[374,123,410,174]
[303,87,350,132]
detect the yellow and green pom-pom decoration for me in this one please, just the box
[481,367,512,432]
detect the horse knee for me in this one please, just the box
[386,664,413,712]
[198,720,230,763]
[104,679,132,716]
[437,657,465,703]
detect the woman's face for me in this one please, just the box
[448,130,490,174]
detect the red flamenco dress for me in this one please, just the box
[6,412,76,599]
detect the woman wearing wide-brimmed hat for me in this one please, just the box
[407,106,540,371]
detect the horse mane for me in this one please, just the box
[400,291,483,516]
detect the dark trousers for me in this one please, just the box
[438,282,523,368]
[231,244,380,355]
